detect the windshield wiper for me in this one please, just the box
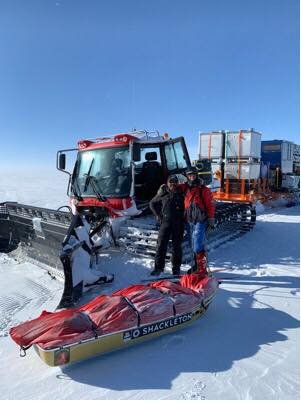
[89,176,107,202]
[83,158,95,192]
[83,158,106,201]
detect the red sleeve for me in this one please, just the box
[178,183,188,193]
[203,187,215,218]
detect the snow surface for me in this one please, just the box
[0,170,300,400]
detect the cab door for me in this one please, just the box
[162,137,191,177]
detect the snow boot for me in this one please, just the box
[195,251,208,276]
[186,253,198,275]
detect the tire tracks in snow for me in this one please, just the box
[0,276,55,337]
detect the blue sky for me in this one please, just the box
[0,0,299,166]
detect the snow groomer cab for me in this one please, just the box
[57,130,192,218]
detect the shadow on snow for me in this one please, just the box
[210,219,300,270]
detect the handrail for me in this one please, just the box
[82,130,162,143]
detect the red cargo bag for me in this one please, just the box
[113,284,175,324]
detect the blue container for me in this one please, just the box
[261,140,295,174]
[261,140,282,169]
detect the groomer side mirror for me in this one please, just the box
[59,153,66,170]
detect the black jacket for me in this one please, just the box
[149,186,185,224]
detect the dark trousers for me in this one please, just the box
[154,221,184,272]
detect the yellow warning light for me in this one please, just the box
[162,132,169,140]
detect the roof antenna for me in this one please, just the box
[132,80,136,129]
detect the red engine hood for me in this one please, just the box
[72,197,134,217]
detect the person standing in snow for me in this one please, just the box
[149,175,185,276]
[179,167,216,276]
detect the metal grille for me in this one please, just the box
[0,203,8,217]
[4,202,72,227]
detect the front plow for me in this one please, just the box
[0,202,71,277]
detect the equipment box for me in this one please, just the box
[198,132,224,159]
[225,163,260,180]
[225,130,261,159]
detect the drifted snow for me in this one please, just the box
[0,169,299,400]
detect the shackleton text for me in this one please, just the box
[123,313,193,341]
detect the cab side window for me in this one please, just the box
[164,144,177,170]
[164,141,188,170]
[173,141,188,169]
[140,147,161,164]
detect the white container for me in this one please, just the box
[281,160,294,174]
[280,142,294,173]
[293,144,300,162]
[225,130,261,159]
[282,174,300,189]
[224,163,260,180]
[198,132,224,159]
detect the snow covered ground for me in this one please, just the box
[0,170,299,400]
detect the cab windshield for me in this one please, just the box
[72,147,132,198]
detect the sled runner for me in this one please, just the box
[10,273,219,367]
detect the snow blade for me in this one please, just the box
[57,251,83,309]
[0,202,115,308]
[57,214,114,309]
[0,202,72,274]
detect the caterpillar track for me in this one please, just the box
[119,201,256,264]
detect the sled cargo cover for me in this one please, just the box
[80,295,138,335]
[112,285,176,324]
[9,309,94,349]
[150,279,203,315]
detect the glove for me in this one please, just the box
[207,218,215,230]
[156,215,162,224]
[157,184,167,196]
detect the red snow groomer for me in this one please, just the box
[0,131,194,307]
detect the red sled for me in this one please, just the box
[9,274,219,366]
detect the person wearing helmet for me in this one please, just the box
[149,175,185,276]
[178,166,216,276]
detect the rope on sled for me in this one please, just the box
[20,345,32,357]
